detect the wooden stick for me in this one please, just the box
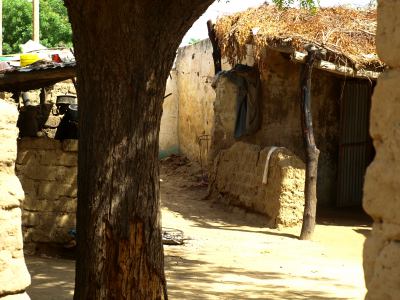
[292,51,379,79]
[299,45,320,241]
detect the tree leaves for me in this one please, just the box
[273,0,319,11]
[3,0,72,54]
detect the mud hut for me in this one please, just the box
[203,5,382,224]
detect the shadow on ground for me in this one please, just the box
[165,256,355,300]
[26,256,75,300]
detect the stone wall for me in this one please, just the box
[363,1,400,299]
[16,138,77,251]
[0,100,31,299]
[211,142,305,228]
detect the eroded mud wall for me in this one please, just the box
[0,100,31,299]
[363,1,400,298]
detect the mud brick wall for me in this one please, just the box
[175,40,254,163]
[175,40,217,163]
[363,1,400,299]
[211,142,305,228]
[0,100,31,299]
[16,138,77,250]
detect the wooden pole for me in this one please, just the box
[207,20,222,75]
[33,0,40,43]
[299,45,321,240]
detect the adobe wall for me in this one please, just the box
[253,50,342,205]
[211,142,305,228]
[175,40,255,163]
[175,40,217,163]
[16,138,77,253]
[212,49,343,205]
[363,1,400,299]
[0,100,31,299]
[160,70,179,158]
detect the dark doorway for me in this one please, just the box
[337,80,375,207]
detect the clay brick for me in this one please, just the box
[18,178,37,197]
[28,165,59,181]
[55,167,77,185]
[21,211,41,227]
[18,137,61,151]
[62,140,78,152]
[38,182,77,199]
[15,149,36,165]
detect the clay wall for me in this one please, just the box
[175,40,255,164]
[0,100,31,299]
[160,70,180,158]
[16,138,77,252]
[175,40,217,163]
[211,142,305,227]
[363,1,400,298]
[212,49,343,205]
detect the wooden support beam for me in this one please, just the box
[299,45,321,241]
[0,65,76,92]
[292,51,380,79]
[250,43,380,79]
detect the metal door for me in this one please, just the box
[337,80,374,207]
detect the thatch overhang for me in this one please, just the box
[215,5,382,79]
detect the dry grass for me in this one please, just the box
[215,4,382,71]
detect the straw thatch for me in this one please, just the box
[214,5,382,72]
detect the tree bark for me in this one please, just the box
[64,1,213,299]
[299,45,320,241]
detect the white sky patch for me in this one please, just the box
[181,0,372,45]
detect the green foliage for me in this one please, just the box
[188,38,201,45]
[3,0,72,54]
[272,0,319,11]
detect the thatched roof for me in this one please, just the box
[215,5,383,78]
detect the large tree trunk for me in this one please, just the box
[64,1,213,299]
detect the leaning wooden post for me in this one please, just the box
[299,45,322,240]
[207,20,222,75]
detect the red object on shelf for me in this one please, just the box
[52,54,62,63]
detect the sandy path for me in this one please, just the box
[161,160,368,299]
[26,159,369,299]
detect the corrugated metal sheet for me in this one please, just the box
[337,80,373,207]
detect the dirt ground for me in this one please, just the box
[25,156,370,299]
